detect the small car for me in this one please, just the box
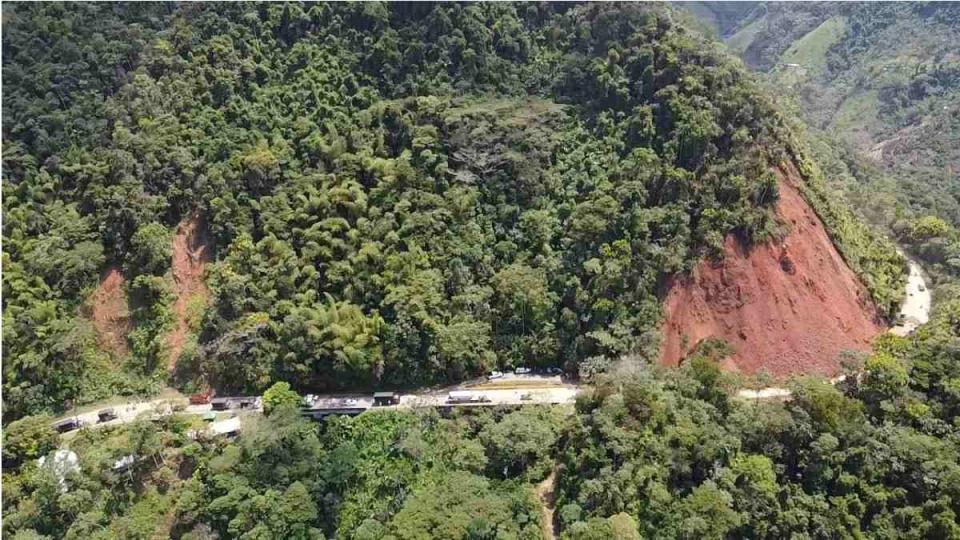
[514,367,532,375]
[547,367,563,375]
[488,371,504,380]
[918,284,926,291]
[343,398,359,406]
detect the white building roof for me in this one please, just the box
[208,416,241,436]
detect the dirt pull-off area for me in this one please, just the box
[660,163,883,378]
[87,266,132,357]
[167,213,212,371]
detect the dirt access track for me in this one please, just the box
[166,213,212,371]
[660,162,884,379]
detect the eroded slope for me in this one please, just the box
[660,164,883,377]
[166,213,212,370]
[86,266,131,357]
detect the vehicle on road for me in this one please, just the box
[373,391,400,406]
[211,398,230,411]
[488,371,504,379]
[919,284,926,291]
[448,391,489,403]
[343,398,359,406]
[54,418,83,433]
[190,389,216,405]
[514,367,532,375]
[97,408,118,423]
[547,367,563,375]
[520,392,533,401]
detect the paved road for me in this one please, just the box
[307,385,579,411]
[58,399,221,432]
[62,375,579,432]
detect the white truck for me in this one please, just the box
[448,391,489,404]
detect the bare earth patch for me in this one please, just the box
[87,266,131,357]
[166,213,212,371]
[660,162,883,379]
[536,470,558,540]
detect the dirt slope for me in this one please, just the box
[660,163,883,378]
[535,470,558,540]
[166,213,212,371]
[87,266,131,357]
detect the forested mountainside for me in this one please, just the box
[3,3,959,540]
[685,1,960,284]
[2,2,903,421]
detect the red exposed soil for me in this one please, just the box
[660,163,883,379]
[166,213,212,371]
[87,266,132,357]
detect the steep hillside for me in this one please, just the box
[2,2,903,420]
[687,2,960,282]
[661,163,882,377]
[5,5,958,540]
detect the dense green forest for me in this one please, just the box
[2,2,904,421]
[3,3,957,539]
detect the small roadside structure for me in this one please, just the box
[112,454,136,472]
[373,391,400,406]
[236,397,260,410]
[208,417,241,437]
[202,411,217,422]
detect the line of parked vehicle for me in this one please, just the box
[486,365,562,379]
[52,366,569,433]
[53,407,123,433]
